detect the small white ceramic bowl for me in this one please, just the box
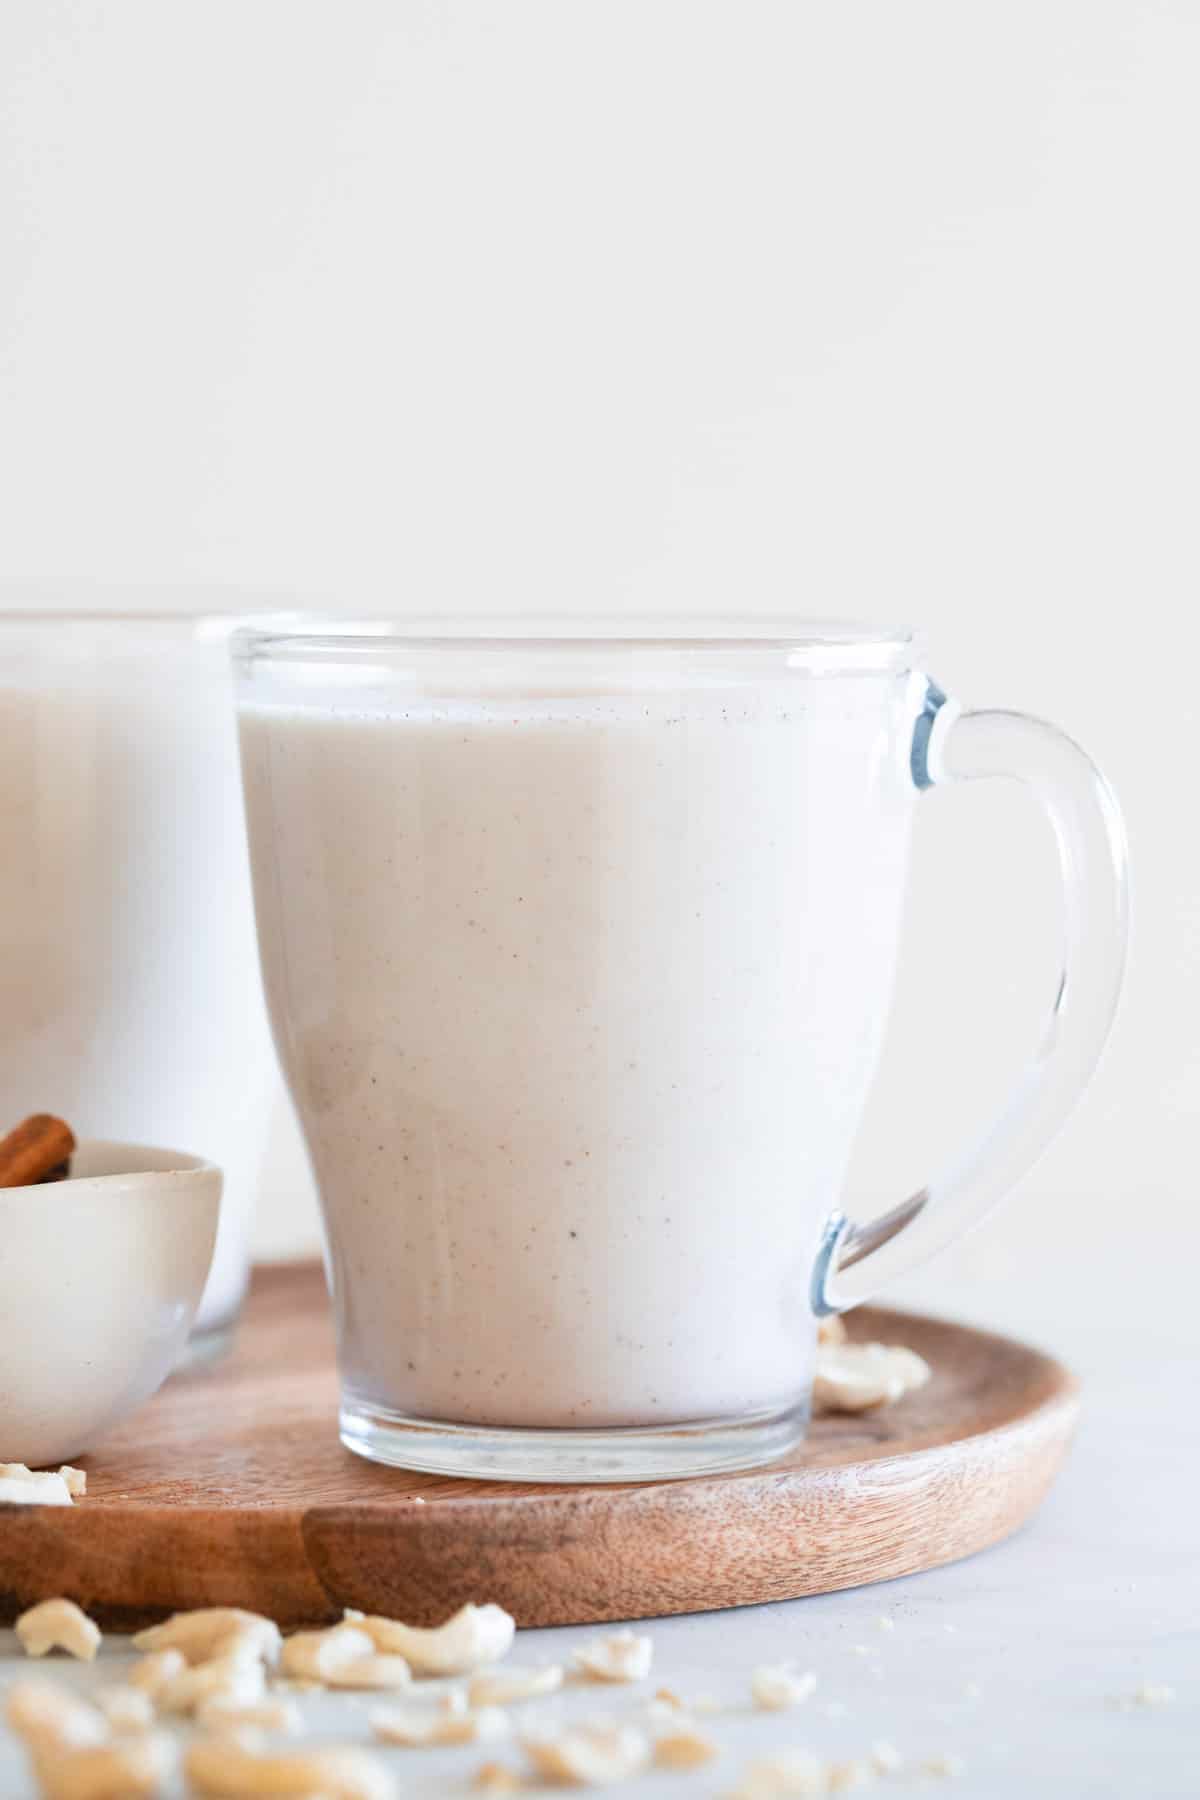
[0,1140,221,1467]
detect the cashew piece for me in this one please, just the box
[652,1724,719,1770]
[127,1649,186,1700]
[921,1752,967,1778]
[132,1608,281,1667]
[93,1688,156,1734]
[343,1602,514,1675]
[730,1751,830,1798]
[185,1737,396,1799]
[812,1342,931,1413]
[0,1463,84,1499]
[4,1679,108,1752]
[469,1666,563,1707]
[827,1759,874,1791]
[369,1700,509,1748]
[16,1600,102,1662]
[31,1734,176,1800]
[158,1652,267,1718]
[751,1665,818,1711]
[521,1722,650,1785]
[278,1625,375,1683]
[324,1655,412,1692]
[0,1472,73,1506]
[474,1764,524,1794]
[196,1696,303,1735]
[573,1630,654,1683]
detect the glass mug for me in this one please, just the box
[233,621,1127,1481]
[0,610,283,1355]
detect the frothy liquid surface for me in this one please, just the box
[240,682,915,1428]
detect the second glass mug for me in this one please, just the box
[0,609,281,1355]
[233,621,1127,1481]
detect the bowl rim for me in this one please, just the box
[0,1138,221,1198]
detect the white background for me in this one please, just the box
[2,1,1198,1355]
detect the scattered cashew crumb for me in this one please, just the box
[343,1602,515,1676]
[827,1761,873,1792]
[132,1608,281,1668]
[922,1752,966,1778]
[521,1721,650,1786]
[850,1646,876,1658]
[197,1696,303,1735]
[876,1616,895,1633]
[651,1723,719,1769]
[573,1630,653,1684]
[0,1460,87,1499]
[4,1679,108,1752]
[15,1599,102,1663]
[813,1342,931,1414]
[32,1733,176,1800]
[730,1749,829,1797]
[817,1314,847,1346]
[469,1665,563,1707]
[1132,1682,1176,1708]
[691,1695,721,1716]
[280,1626,376,1683]
[326,1655,413,1692]
[185,1735,395,1799]
[127,1649,186,1700]
[370,1699,509,1748]
[654,1687,684,1710]
[963,1681,982,1701]
[871,1742,903,1775]
[475,1762,524,1794]
[0,1471,73,1507]
[752,1665,817,1711]
[158,1651,267,1717]
[94,1686,156,1734]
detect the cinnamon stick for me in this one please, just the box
[0,1114,77,1187]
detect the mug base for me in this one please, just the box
[339,1395,808,1484]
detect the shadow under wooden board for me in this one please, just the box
[0,1262,1078,1631]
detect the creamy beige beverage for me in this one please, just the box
[240,677,917,1430]
[0,617,282,1339]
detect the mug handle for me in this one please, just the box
[811,679,1129,1315]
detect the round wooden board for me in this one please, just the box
[0,1262,1078,1631]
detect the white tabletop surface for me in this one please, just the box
[0,1285,1195,1799]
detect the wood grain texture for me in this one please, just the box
[0,1262,1078,1630]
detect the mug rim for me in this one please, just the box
[0,610,317,636]
[233,616,915,674]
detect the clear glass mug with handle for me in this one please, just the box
[233,619,1127,1481]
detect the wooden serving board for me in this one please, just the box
[0,1263,1078,1632]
